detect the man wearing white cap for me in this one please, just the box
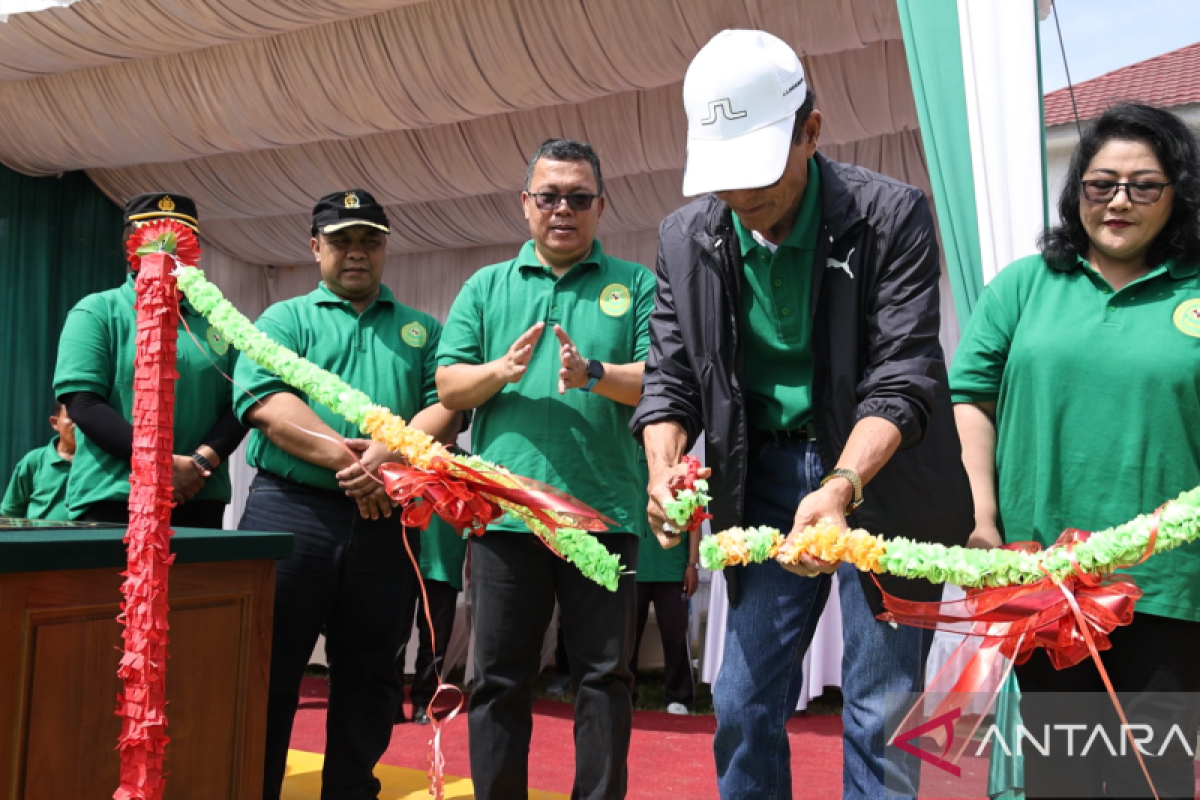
[631,30,973,799]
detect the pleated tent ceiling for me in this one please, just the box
[0,0,933,320]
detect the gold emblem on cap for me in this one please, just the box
[157,195,176,212]
[344,192,361,209]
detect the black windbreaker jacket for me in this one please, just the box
[631,152,973,611]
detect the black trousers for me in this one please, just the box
[77,498,227,529]
[1015,611,1200,799]
[468,530,638,800]
[396,578,460,711]
[241,472,420,800]
[629,582,694,707]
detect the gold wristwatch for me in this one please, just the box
[820,467,863,512]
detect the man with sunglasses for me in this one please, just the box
[437,138,654,799]
[631,31,972,799]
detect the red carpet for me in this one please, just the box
[290,677,846,798]
[292,677,1200,798]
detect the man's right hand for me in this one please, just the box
[646,460,710,549]
[493,322,544,383]
[355,484,395,520]
[171,454,207,503]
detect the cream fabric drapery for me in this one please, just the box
[0,0,929,285]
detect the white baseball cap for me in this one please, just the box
[681,30,808,197]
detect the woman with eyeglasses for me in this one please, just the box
[950,103,1200,798]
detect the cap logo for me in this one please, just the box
[344,192,361,209]
[701,98,748,126]
[157,195,175,212]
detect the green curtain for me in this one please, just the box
[897,0,984,331]
[0,165,126,495]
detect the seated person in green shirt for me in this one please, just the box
[952,103,1200,799]
[235,190,462,800]
[1,401,75,520]
[437,138,655,800]
[53,193,246,528]
[395,518,468,726]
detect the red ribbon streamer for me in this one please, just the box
[882,520,1163,798]
[115,240,192,800]
[379,459,612,537]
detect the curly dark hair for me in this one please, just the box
[1041,102,1200,271]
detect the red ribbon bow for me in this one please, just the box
[882,519,1163,798]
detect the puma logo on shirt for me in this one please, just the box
[826,248,855,279]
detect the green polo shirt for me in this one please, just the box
[735,157,821,431]
[950,253,1200,622]
[632,453,688,582]
[437,239,655,535]
[235,282,441,492]
[1,438,71,521]
[54,274,236,516]
[420,522,468,591]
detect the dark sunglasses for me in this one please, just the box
[1080,180,1172,205]
[530,192,600,212]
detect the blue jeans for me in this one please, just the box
[242,472,420,800]
[712,439,929,799]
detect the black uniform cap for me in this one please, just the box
[124,192,199,232]
[311,189,390,236]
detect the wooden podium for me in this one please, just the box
[0,523,292,799]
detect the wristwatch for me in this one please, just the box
[687,562,701,570]
[581,359,605,392]
[190,450,214,472]
[820,467,863,512]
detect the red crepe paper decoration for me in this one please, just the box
[114,221,198,800]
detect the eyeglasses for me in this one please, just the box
[529,192,600,212]
[1080,180,1172,205]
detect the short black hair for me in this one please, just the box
[523,138,605,196]
[51,400,66,416]
[791,88,817,145]
[1041,102,1200,271]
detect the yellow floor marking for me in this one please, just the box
[281,749,569,799]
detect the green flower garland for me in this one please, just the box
[699,486,1200,589]
[175,266,622,591]
[663,477,711,530]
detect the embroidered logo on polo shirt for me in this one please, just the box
[599,283,631,317]
[1174,298,1200,339]
[402,321,428,348]
[206,325,231,355]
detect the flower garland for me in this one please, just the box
[698,486,1200,588]
[662,455,712,533]
[173,265,623,591]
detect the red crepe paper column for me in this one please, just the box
[115,224,195,800]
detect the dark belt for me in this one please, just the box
[749,421,816,447]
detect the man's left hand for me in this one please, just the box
[554,325,588,394]
[779,484,849,577]
[682,564,699,599]
[336,439,399,497]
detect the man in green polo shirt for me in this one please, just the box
[53,193,246,529]
[1,402,75,520]
[437,138,654,800]
[235,189,462,800]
